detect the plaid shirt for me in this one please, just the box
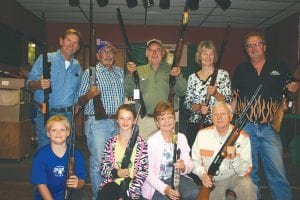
[77,64,124,115]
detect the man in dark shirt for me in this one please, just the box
[232,31,298,200]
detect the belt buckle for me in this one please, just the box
[253,120,259,125]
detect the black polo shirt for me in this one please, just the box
[232,58,291,123]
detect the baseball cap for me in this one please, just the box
[96,40,116,53]
[146,39,163,48]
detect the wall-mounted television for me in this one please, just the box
[0,23,23,67]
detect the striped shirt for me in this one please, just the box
[77,64,124,115]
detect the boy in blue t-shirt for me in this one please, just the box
[31,115,87,200]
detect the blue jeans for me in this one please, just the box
[36,110,73,149]
[243,122,291,200]
[85,116,119,200]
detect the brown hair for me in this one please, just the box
[243,31,266,46]
[61,28,82,46]
[46,115,70,133]
[116,104,137,119]
[153,101,175,120]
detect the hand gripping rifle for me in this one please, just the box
[168,1,189,106]
[117,8,146,118]
[64,106,76,200]
[119,105,141,199]
[197,84,262,200]
[89,0,107,120]
[199,25,230,129]
[41,12,51,125]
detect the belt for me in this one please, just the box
[84,114,116,120]
[49,106,73,113]
[107,114,116,119]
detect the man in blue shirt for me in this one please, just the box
[27,29,82,149]
[77,41,124,200]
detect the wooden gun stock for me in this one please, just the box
[64,107,76,200]
[196,179,212,200]
[88,3,107,120]
[64,150,75,200]
[271,96,288,132]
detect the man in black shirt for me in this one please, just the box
[232,32,298,200]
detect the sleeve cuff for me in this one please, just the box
[111,169,119,178]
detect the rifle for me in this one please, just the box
[198,25,230,129]
[89,0,107,120]
[167,1,189,106]
[197,84,262,200]
[205,25,230,104]
[119,105,141,199]
[171,124,181,191]
[117,8,146,118]
[41,12,51,125]
[64,106,76,200]
[271,73,296,132]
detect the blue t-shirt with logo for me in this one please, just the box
[31,144,86,200]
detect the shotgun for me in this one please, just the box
[41,12,51,125]
[89,1,107,120]
[197,84,262,200]
[271,73,295,132]
[64,107,76,200]
[119,105,141,198]
[168,1,189,106]
[117,8,146,118]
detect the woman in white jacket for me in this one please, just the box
[142,101,199,200]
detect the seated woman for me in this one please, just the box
[98,104,148,200]
[142,101,200,200]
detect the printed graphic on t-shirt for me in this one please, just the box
[53,166,65,177]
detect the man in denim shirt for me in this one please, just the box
[27,29,82,149]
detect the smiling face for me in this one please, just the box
[97,46,116,68]
[117,109,135,133]
[199,48,215,68]
[155,110,175,133]
[244,35,266,61]
[47,121,70,145]
[211,103,233,133]
[146,42,165,67]
[59,33,80,61]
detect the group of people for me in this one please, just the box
[27,28,299,200]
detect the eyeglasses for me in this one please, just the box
[148,48,163,53]
[212,112,229,118]
[244,41,265,49]
[100,50,114,55]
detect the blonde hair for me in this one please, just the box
[195,40,218,66]
[45,115,70,133]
